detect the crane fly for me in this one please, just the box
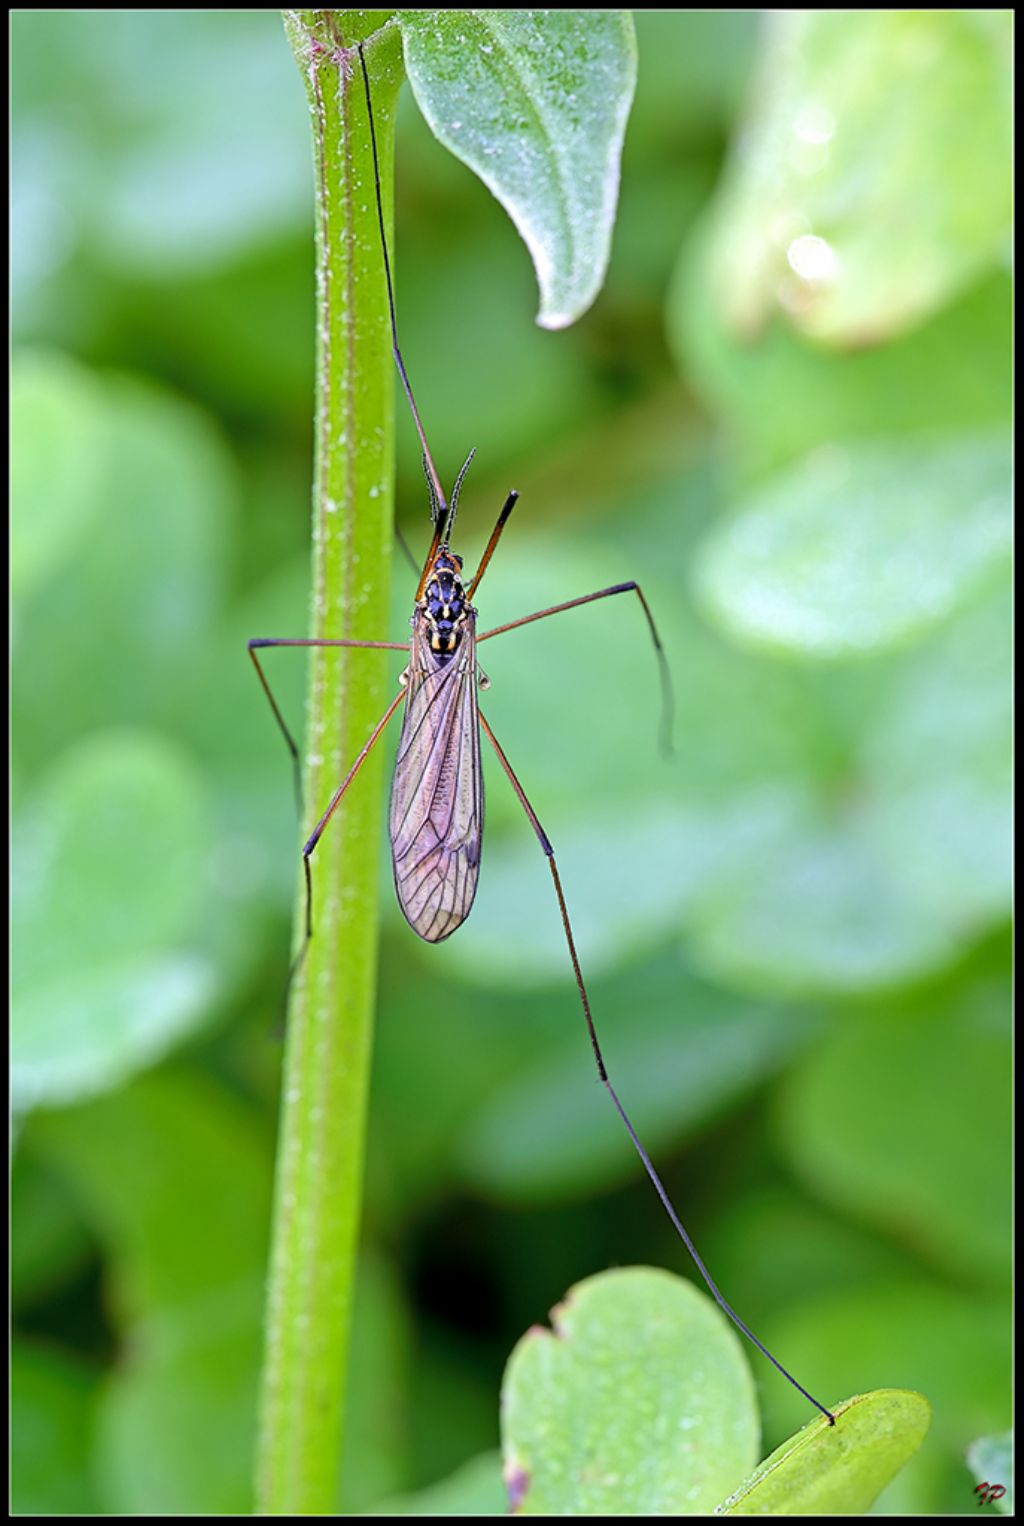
[248,41,835,1425]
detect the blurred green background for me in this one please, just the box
[11,10,1011,1516]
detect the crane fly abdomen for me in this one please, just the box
[389,609,483,943]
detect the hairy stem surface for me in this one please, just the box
[257,12,401,1514]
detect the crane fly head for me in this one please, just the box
[421,550,470,661]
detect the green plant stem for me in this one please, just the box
[257,12,401,1514]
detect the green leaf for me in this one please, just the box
[674,257,1011,483]
[631,13,757,142]
[373,1451,505,1516]
[502,1267,758,1515]
[12,369,235,777]
[457,958,821,1201]
[12,1152,94,1310]
[12,732,213,1111]
[401,10,636,327]
[697,1184,919,1327]
[11,13,312,294]
[695,434,1010,658]
[703,12,1011,345]
[777,965,1011,1288]
[339,1254,412,1513]
[857,578,1011,934]
[31,1064,412,1515]
[718,1389,930,1515]
[31,1068,271,1513]
[686,577,1010,994]
[752,1280,1010,1514]
[12,1342,104,1514]
[966,1433,1013,1515]
[688,809,952,995]
[11,352,106,599]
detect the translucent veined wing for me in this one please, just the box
[389,614,483,943]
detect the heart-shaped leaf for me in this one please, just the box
[502,1267,758,1514]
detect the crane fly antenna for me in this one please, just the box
[414,447,475,591]
[358,41,449,521]
[444,447,476,547]
[421,451,444,527]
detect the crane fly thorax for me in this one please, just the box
[419,550,473,662]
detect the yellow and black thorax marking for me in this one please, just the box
[421,551,472,660]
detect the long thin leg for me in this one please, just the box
[479,583,675,760]
[466,491,518,599]
[247,637,406,813]
[478,711,836,1425]
[295,688,405,976]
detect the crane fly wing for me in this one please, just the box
[389,616,483,943]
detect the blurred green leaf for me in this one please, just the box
[630,12,757,144]
[966,1433,1013,1514]
[404,1323,502,1495]
[674,261,1011,481]
[182,555,310,911]
[12,732,213,1111]
[458,957,821,1201]
[31,1068,267,1512]
[12,365,236,774]
[720,1389,930,1515]
[756,1280,1010,1514]
[700,1184,920,1336]
[100,1283,264,1514]
[703,12,1011,345]
[695,433,1010,658]
[32,1067,270,1309]
[11,352,106,599]
[368,948,557,1216]
[12,1342,103,1514]
[374,1450,505,1515]
[29,1067,410,1515]
[857,579,1011,934]
[340,1254,412,1513]
[11,11,309,314]
[687,576,1010,994]
[687,806,953,997]
[12,1152,95,1310]
[402,10,636,327]
[502,1267,758,1514]
[777,964,1011,1287]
